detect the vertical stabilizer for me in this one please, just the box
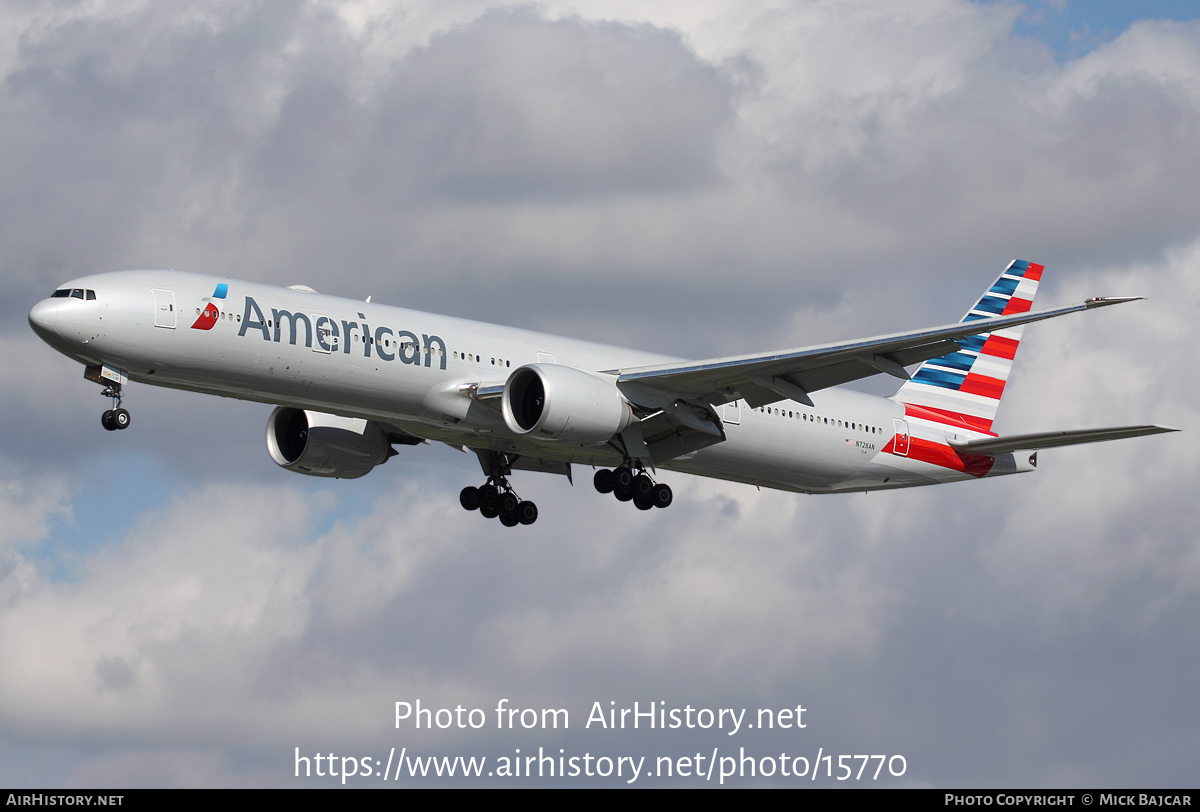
[892,260,1043,435]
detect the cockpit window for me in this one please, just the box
[49,288,96,300]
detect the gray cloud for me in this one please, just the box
[361,11,735,202]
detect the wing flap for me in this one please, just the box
[949,425,1179,455]
[637,410,726,463]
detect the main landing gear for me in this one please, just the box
[460,480,538,527]
[459,452,538,527]
[100,382,131,432]
[593,464,672,510]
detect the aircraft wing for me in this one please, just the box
[614,297,1140,409]
[949,425,1179,455]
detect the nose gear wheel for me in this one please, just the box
[98,380,131,431]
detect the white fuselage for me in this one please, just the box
[28,270,1029,493]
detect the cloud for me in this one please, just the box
[5,2,1200,348]
[0,468,70,553]
[361,11,735,202]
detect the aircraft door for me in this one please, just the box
[723,400,741,425]
[537,352,556,364]
[892,418,910,456]
[152,289,176,329]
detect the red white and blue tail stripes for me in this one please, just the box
[892,260,1043,435]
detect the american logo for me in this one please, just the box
[190,283,228,330]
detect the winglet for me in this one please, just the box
[1084,296,1144,309]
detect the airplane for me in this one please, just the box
[27,261,1177,527]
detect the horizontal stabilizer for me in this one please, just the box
[949,425,1179,455]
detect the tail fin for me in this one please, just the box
[892,260,1044,435]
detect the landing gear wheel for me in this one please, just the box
[499,514,520,527]
[480,505,499,519]
[634,497,654,510]
[632,473,654,500]
[479,484,499,508]
[612,467,635,494]
[516,501,538,525]
[460,486,480,511]
[614,489,633,502]
[112,408,130,429]
[593,469,614,494]
[652,483,673,508]
[101,410,117,431]
[498,492,520,517]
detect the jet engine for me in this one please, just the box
[266,407,392,478]
[501,364,633,444]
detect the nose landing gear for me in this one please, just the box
[85,365,132,432]
[100,383,131,432]
[594,464,672,510]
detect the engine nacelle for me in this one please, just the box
[266,407,391,478]
[501,364,633,444]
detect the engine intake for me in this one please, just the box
[501,364,633,444]
[266,407,391,478]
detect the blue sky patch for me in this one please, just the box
[985,0,1200,60]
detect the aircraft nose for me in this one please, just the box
[28,299,60,341]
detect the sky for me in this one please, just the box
[0,0,1198,788]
